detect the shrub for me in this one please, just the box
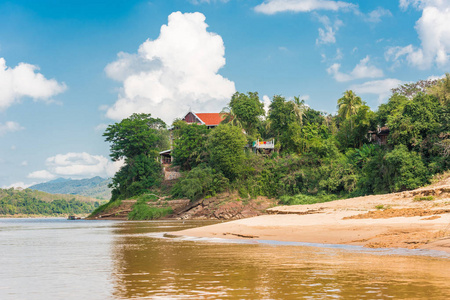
[128,204,173,220]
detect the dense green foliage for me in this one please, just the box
[29,177,112,200]
[172,121,209,170]
[128,193,172,220]
[101,75,449,210]
[0,188,102,216]
[104,113,167,201]
[222,92,265,138]
[171,166,229,201]
[208,124,248,180]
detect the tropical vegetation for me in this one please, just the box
[100,75,450,213]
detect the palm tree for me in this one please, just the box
[220,106,242,128]
[291,96,307,125]
[337,90,362,130]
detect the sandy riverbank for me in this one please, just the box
[173,175,450,253]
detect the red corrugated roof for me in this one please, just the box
[195,113,226,126]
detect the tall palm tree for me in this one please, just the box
[337,90,362,131]
[291,96,307,125]
[220,106,242,128]
[337,90,362,120]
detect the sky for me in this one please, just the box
[0,0,449,188]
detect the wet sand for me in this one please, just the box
[173,212,450,253]
[173,177,450,254]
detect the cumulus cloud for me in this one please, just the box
[316,15,343,44]
[254,0,356,14]
[327,56,384,82]
[27,152,124,180]
[0,58,66,111]
[386,1,450,69]
[104,12,236,124]
[0,121,24,136]
[350,78,403,102]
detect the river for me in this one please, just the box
[1,218,449,299]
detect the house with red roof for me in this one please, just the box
[182,112,227,129]
[159,111,226,167]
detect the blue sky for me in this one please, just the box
[0,0,449,188]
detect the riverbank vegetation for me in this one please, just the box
[96,74,449,218]
[0,188,103,216]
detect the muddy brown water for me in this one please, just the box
[1,218,449,299]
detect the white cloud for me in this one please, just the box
[350,78,403,102]
[105,12,235,124]
[0,58,66,111]
[2,182,35,189]
[327,56,384,82]
[262,95,271,116]
[386,1,450,69]
[0,121,24,136]
[254,0,356,14]
[94,123,109,132]
[21,160,28,166]
[27,170,56,180]
[365,7,392,23]
[28,152,124,180]
[316,15,343,45]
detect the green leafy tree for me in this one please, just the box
[103,113,167,160]
[222,92,265,136]
[208,124,247,180]
[103,113,167,200]
[337,104,375,149]
[172,120,210,170]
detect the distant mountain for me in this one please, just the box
[29,176,112,200]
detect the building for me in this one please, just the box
[182,112,227,129]
[369,126,390,145]
[159,111,226,165]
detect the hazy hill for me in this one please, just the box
[29,176,112,200]
[0,188,104,216]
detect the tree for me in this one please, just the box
[337,90,362,126]
[172,120,210,170]
[222,92,265,136]
[208,124,247,180]
[427,73,450,105]
[103,113,168,200]
[103,113,167,161]
[268,95,310,153]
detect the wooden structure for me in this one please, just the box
[252,139,275,154]
[159,111,225,165]
[369,126,390,145]
[159,149,172,165]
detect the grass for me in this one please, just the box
[374,204,391,210]
[414,195,435,202]
[128,204,173,220]
[136,193,159,203]
[278,194,341,206]
[89,199,122,217]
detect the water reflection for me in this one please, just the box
[110,221,450,299]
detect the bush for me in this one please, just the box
[128,204,173,220]
[172,166,229,201]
